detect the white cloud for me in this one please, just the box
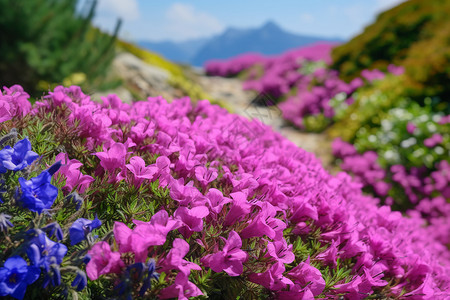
[97,0,139,21]
[164,3,225,41]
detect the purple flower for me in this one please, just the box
[69,216,102,245]
[0,138,38,173]
[18,171,58,214]
[0,256,40,300]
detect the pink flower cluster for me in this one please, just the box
[0,85,32,123]
[205,43,335,78]
[279,69,363,127]
[14,85,450,298]
[332,138,391,196]
[333,138,450,246]
[205,44,405,129]
[53,152,94,194]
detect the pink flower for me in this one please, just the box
[288,258,326,296]
[94,142,128,174]
[0,100,12,123]
[174,206,209,238]
[205,188,231,215]
[315,239,339,268]
[265,238,295,264]
[125,156,157,187]
[86,241,125,280]
[224,192,252,226]
[424,133,443,148]
[240,202,286,240]
[249,262,293,291]
[113,221,133,253]
[158,239,201,276]
[130,210,181,262]
[159,272,203,300]
[406,122,416,134]
[53,153,94,194]
[202,231,247,276]
[1,85,31,118]
[195,166,218,187]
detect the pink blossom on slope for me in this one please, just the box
[94,142,128,174]
[86,241,125,280]
[248,262,293,291]
[174,206,209,238]
[201,231,247,276]
[53,153,94,194]
[288,258,326,296]
[240,202,286,240]
[0,99,12,123]
[1,85,31,118]
[158,239,201,276]
[424,133,443,148]
[265,238,295,264]
[205,188,231,215]
[159,272,203,300]
[130,210,181,262]
[125,156,157,188]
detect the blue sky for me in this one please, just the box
[92,0,405,42]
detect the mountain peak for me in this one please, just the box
[261,20,280,30]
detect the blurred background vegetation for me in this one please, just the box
[331,0,450,112]
[0,0,122,96]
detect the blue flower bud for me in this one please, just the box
[71,270,87,291]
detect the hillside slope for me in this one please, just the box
[331,0,450,106]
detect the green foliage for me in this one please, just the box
[328,74,406,141]
[353,98,449,169]
[0,0,120,96]
[331,0,450,109]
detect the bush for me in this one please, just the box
[0,85,449,299]
[0,0,120,96]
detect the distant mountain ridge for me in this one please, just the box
[138,21,343,66]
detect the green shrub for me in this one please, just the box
[0,0,120,96]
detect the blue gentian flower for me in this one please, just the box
[42,222,64,241]
[0,138,38,173]
[47,160,61,176]
[26,233,67,272]
[139,259,159,296]
[0,256,40,300]
[69,216,102,245]
[71,270,87,291]
[65,192,84,211]
[18,171,58,214]
[0,213,13,232]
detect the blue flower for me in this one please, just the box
[0,138,39,173]
[71,270,88,291]
[0,256,40,300]
[65,192,84,211]
[42,222,64,241]
[0,213,13,232]
[18,171,58,214]
[26,233,67,272]
[69,216,102,245]
[139,260,159,296]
